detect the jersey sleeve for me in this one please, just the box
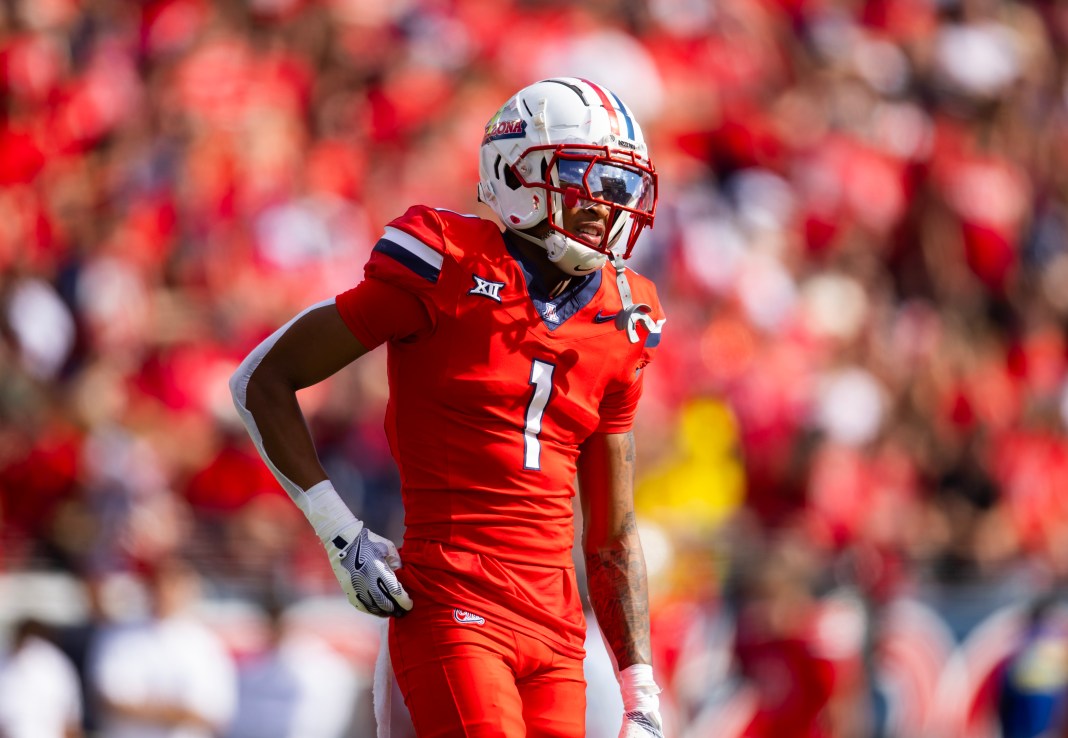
[364,205,450,294]
[597,369,646,433]
[335,276,432,350]
[335,205,455,346]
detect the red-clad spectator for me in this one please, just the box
[4,1,1068,735]
[183,436,287,516]
[732,541,866,738]
[0,412,83,558]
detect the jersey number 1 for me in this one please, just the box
[524,359,555,470]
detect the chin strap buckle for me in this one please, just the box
[612,254,656,344]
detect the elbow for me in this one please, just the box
[228,359,252,410]
[229,352,274,412]
[227,366,243,406]
[232,355,294,418]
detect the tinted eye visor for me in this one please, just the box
[508,143,658,259]
[554,157,655,213]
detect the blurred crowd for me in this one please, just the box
[3,0,1068,736]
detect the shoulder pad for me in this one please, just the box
[367,205,448,285]
[365,206,499,289]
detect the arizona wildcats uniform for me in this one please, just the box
[335,205,663,733]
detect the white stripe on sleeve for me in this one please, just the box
[383,226,444,270]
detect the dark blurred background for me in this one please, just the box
[2,0,1068,736]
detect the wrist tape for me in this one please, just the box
[302,479,362,545]
[620,663,661,714]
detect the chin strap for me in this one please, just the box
[508,226,608,275]
[612,254,655,344]
[509,226,567,263]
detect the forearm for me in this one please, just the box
[579,431,652,670]
[228,300,362,500]
[579,431,663,734]
[585,513,652,670]
[228,302,411,617]
[232,349,352,534]
[242,370,327,492]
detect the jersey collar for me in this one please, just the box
[503,237,603,331]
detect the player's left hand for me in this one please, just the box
[619,709,664,738]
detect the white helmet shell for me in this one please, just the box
[478,78,657,276]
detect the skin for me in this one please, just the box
[504,199,612,297]
[242,198,652,672]
[577,430,653,670]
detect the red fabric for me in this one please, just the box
[961,221,1015,292]
[0,427,82,537]
[735,627,838,738]
[993,430,1068,551]
[183,443,287,514]
[930,137,1029,293]
[739,640,836,738]
[142,0,210,57]
[347,205,663,657]
[859,0,939,40]
[305,138,366,200]
[1,34,67,104]
[389,602,586,737]
[711,103,789,172]
[335,276,431,351]
[131,342,228,413]
[0,125,45,185]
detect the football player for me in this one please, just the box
[230,77,666,738]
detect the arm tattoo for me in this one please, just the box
[585,509,652,668]
[624,431,636,463]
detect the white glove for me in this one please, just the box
[327,520,414,617]
[618,664,664,738]
[303,480,413,618]
[620,711,664,738]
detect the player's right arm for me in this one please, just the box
[229,297,414,617]
[231,206,448,616]
[237,302,365,491]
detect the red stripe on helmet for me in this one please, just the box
[579,78,620,136]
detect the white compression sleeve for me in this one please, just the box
[227,297,341,519]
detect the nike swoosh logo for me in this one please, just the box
[352,534,365,567]
[593,311,618,323]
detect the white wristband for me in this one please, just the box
[302,479,361,544]
[619,664,661,714]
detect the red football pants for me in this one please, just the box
[389,603,586,738]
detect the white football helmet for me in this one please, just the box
[478,78,657,276]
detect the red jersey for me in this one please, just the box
[336,205,664,657]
